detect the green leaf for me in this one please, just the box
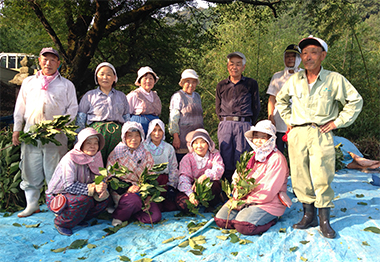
[356,194,364,198]
[51,247,66,253]
[162,237,175,244]
[134,259,152,262]
[216,235,229,240]
[189,250,203,256]
[229,233,239,243]
[94,176,104,185]
[10,188,19,194]
[87,244,97,249]
[231,252,238,256]
[178,240,189,248]
[25,223,40,228]
[68,239,88,249]
[362,241,370,246]
[13,223,22,227]
[116,246,123,252]
[357,202,368,205]
[363,227,380,234]
[300,241,310,245]
[289,246,298,252]
[118,256,131,261]
[239,239,253,245]
[340,208,347,212]
[98,168,108,176]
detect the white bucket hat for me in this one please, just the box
[135,66,159,86]
[179,69,199,87]
[244,120,277,140]
[94,62,118,85]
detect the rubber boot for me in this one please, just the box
[292,203,318,229]
[18,189,41,217]
[319,208,336,239]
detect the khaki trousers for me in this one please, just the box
[288,125,335,208]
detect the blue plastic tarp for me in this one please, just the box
[1,168,379,262]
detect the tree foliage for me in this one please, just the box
[0,0,282,96]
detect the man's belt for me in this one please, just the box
[293,123,319,128]
[222,116,251,122]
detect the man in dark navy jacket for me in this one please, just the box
[215,52,260,182]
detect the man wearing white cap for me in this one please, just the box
[216,52,260,182]
[12,47,78,217]
[267,44,302,153]
[276,36,363,238]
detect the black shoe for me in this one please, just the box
[293,203,318,229]
[319,208,336,239]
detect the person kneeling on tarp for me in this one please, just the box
[215,120,290,235]
[46,128,109,236]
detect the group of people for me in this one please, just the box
[12,34,363,239]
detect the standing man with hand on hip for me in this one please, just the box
[276,36,363,238]
[12,47,78,217]
[216,52,260,182]
[267,44,302,153]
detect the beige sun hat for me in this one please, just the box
[179,69,200,87]
[135,66,159,86]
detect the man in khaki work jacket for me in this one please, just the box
[276,36,363,239]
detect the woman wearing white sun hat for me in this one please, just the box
[169,69,204,163]
[127,66,162,135]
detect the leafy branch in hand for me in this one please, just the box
[186,177,214,218]
[222,151,259,228]
[19,115,78,146]
[138,162,168,228]
[96,162,167,228]
[96,162,132,193]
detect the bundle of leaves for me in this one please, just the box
[96,162,167,227]
[0,127,24,212]
[335,143,345,171]
[96,162,132,194]
[222,151,259,228]
[186,177,215,217]
[19,115,78,146]
[138,163,167,227]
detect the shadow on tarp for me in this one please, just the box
[0,168,379,262]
